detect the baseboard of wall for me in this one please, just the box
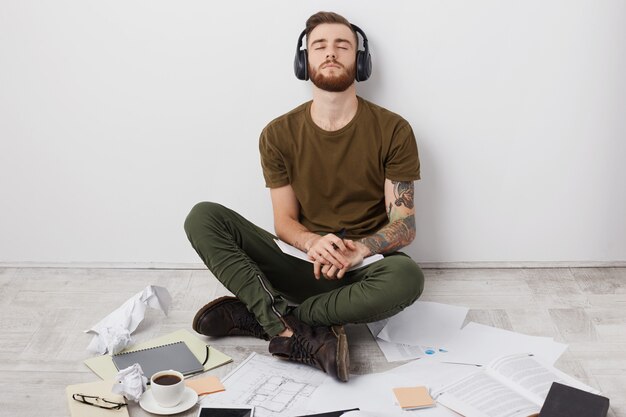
[1,260,625,269]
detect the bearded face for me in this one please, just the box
[308,59,356,92]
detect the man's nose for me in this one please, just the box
[326,48,336,59]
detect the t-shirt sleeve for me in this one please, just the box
[259,126,290,188]
[385,122,421,181]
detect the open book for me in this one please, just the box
[433,353,599,417]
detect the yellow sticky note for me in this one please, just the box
[185,375,225,396]
[393,385,435,410]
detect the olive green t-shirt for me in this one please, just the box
[259,96,420,239]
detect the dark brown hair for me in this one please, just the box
[305,11,357,42]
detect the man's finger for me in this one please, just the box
[323,249,346,270]
[343,239,357,250]
[337,267,348,279]
[325,265,338,280]
[314,261,322,280]
[322,263,331,280]
[330,236,347,252]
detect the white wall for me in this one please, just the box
[1,0,624,264]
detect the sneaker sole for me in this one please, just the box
[192,296,238,334]
[332,325,350,382]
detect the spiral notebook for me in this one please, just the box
[112,341,203,380]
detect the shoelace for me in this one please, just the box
[289,333,318,366]
[235,312,265,338]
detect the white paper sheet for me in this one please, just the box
[304,359,477,416]
[274,239,383,270]
[200,352,330,417]
[441,322,568,366]
[377,301,469,347]
[367,320,425,362]
[85,285,172,354]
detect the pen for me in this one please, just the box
[331,228,347,250]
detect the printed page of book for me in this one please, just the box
[487,354,561,404]
[486,353,599,402]
[435,370,540,417]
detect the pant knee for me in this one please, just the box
[384,256,424,305]
[184,201,224,237]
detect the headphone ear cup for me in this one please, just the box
[355,50,372,82]
[294,49,309,81]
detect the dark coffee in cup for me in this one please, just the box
[153,374,181,386]
[151,370,185,408]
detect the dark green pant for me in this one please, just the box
[184,202,424,337]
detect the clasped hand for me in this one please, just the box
[306,234,364,280]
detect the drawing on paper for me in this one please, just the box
[200,352,329,417]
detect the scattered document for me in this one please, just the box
[433,353,600,417]
[200,352,330,417]
[374,338,426,362]
[274,239,383,270]
[86,285,172,354]
[377,301,468,347]
[441,322,568,366]
[367,320,425,362]
[304,359,479,416]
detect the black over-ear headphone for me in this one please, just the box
[294,24,372,82]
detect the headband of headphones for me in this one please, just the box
[294,23,372,82]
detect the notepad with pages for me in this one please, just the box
[112,340,203,380]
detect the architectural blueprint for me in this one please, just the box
[199,352,331,417]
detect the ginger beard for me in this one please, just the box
[309,60,356,92]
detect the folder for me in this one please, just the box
[66,379,129,417]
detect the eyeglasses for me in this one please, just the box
[72,393,128,410]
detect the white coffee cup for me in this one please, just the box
[150,370,185,408]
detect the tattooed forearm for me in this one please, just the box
[361,180,416,255]
[359,214,416,255]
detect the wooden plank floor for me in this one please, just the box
[0,266,624,416]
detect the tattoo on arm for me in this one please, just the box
[361,181,416,255]
[360,215,415,255]
[391,180,414,217]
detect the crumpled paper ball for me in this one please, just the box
[111,363,148,402]
[86,285,171,354]
[94,324,132,355]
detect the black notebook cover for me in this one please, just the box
[539,382,609,417]
[112,340,203,380]
[294,409,359,417]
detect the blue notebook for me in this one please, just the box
[112,341,203,380]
